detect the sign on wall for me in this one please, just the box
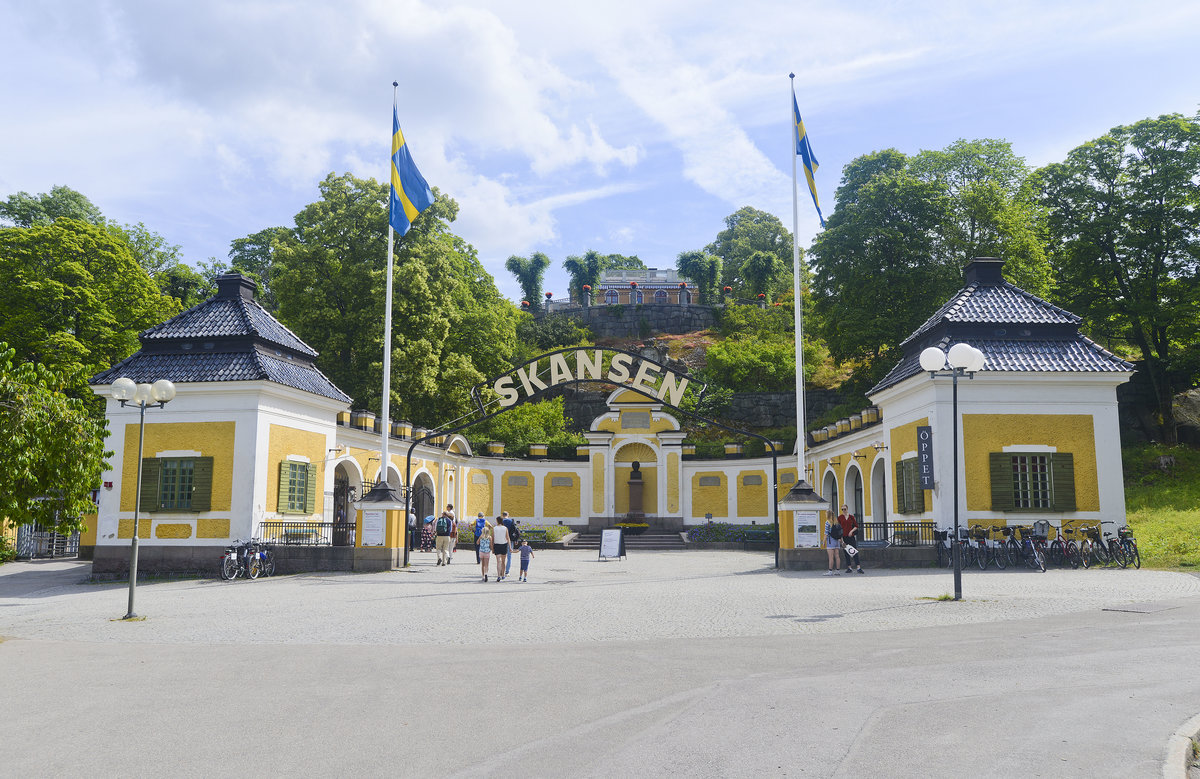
[917,425,935,490]
[362,510,385,547]
[793,510,821,548]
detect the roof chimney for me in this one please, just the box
[214,273,258,301]
[964,257,1004,286]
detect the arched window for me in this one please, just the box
[605,289,619,304]
[654,289,668,303]
[634,290,644,304]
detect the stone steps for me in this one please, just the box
[567,532,686,551]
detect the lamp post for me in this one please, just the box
[918,343,986,601]
[109,376,176,619]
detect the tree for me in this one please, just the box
[563,249,603,304]
[598,253,645,271]
[1036,113,1200,443]
[505,252,551,313]
[676,250,720,303]
[705,206,794,297]
[0,185,104,228]
[269,172,517,425]
[228,226,289,312]
[910,139,1051,297]
[0,346,109,533]
[740,250,784,298]
[810,164,957,372]
[0,219,180,387]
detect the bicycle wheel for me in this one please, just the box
[1005,540,1021,568]
[1031,546,1045,572]
[976,544,987,570]
[935,542,945,568]
[248,555,262,580]
[1066,540,1081,569]
[993,543,1006,569]
[263,551,276,577]
[1092,539,1110,565]
[1079,540,1092,568]
[1128,541,1141,569]
[1111,542,1128,569]
[1047,539,1063,567]
[221,554,239,580]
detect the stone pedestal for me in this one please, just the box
[627,475,644,519]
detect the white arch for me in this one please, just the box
[870,457,887,525]
[844,463,865,519]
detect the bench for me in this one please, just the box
[890,530,919,547]
[520,528,550,543]
[281,530,320,545]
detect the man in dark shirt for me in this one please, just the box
[501,511,520,576]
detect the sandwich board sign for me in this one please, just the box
[599,528,625,560]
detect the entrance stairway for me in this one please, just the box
[567,530,686,551]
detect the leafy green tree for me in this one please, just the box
[513,312,591,364]
[106,221,183,277]
[0,185,104,227]
[810,163,956,374]
[472,396,583,452]
[563,249,603,304]
[598,253,645,271]
[0,219,180,386]
[155,262,213,310]
[740,250,784,299]
[505,252,551,313]
[910,139,1051,297]
[705,206,794,297]
[1036,113,1200,443]
[676,250,720,303]
[0,345,109,532]
[269,172,516,426]
[227,226,289,312]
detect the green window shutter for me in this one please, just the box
[895,460,907,515]
[989,452,1014,511]
[191,457,213,512]
[277,462,290,513]
[909,461,925,513]
[305,463,318,514]
[139,458,161,513]
[1051,453,1076,512]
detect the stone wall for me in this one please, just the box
[557,304,720,339]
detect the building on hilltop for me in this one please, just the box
[593,267,695,306]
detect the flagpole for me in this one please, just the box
[789,73,805,483]
[380,81,398,491]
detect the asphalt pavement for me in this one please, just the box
[2,551,1198,777]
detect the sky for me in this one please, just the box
[2,0,1198,303]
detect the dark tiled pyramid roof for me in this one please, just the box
[90,273,350,403]
[870,258,1134,395]
[141,295,316,357]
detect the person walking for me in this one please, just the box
[446,504,458,563]
[434,508,453,566]
[407,508,417,551]
[420,515,434,553]
[824,514,843,575]
[501,511,519,577]
[517,539,534,582]
[477,521,493,582]
[491,515,510,581]
[473,512,486,564]
[838,504,864,573]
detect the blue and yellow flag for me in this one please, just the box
[389,106,434,236]
[793,90,825,228]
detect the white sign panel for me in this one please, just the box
[362,510,385,547]
[599,528,623,558]
[793,510,821,549]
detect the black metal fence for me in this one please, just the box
[858,521,937,547]
[257,521,355,547]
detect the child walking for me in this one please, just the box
[518,539,534,582]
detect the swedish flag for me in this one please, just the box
[793,90,825,228]
[389,106,434,236]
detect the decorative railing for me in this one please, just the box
[858,521,937,547]
[257,521,355,547]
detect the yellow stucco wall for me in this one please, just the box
[266,424,327,516]
[777,468,797,549]
[591,452,605,514]
[500,470,535,517]
[691,471,728,518]
[737,470,768,517]
[79,513,98,545]
[890,418,930,512]
[667,452,680,513]
[121,421,236,512]
[962,413,1099,512]
[615,465,657,514]
[543,471,581,517]
[197,518,231,538]
[117,519,151,539]
[155,523,192,539]
[466,469,493,517]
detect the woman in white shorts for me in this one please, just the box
[491,516,510,581]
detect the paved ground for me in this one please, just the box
[2,550,1199,777]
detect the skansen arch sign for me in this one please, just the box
[474,347,703,409]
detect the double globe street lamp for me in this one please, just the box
[918,343,986,601]
[110,376,176,620]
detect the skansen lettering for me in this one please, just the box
[492,350,691,408]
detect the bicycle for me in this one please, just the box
[999,526,1023,568]
[1016,525,1045,572]
[220,539,263,580]
[971,525,1005,570]
[1077,523,1101,568]
[934,529,951,568]
[1055,525,1083,569]
[1100,521,1128,568]
[1117,525,1141,569]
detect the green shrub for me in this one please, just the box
[0,533,16,564]
[686,522,777,542]
[1122,444,1200,568]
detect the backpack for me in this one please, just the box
[829,521,843,540]
[436,515,450,535]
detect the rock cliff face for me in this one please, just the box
[560,304,720,338]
